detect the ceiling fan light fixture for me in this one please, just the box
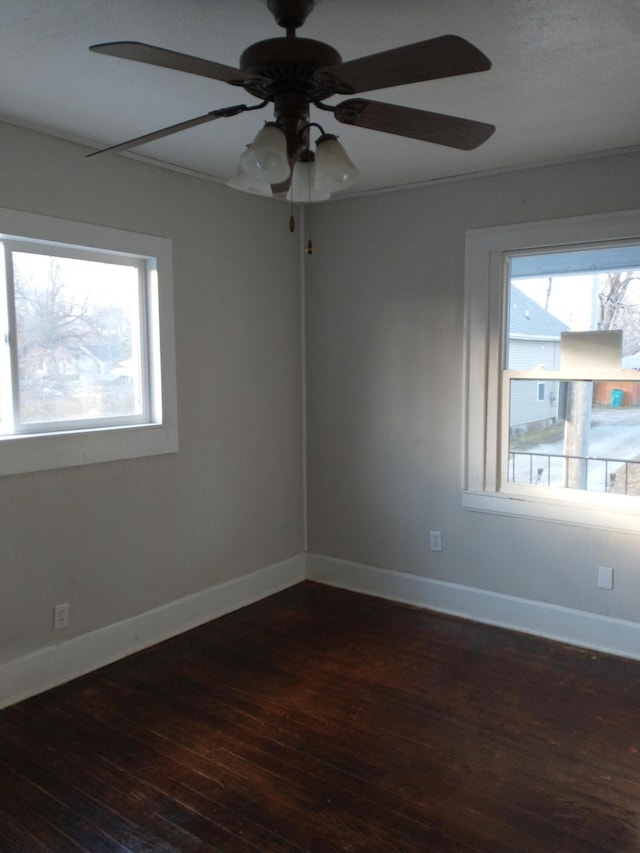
[286,153,330,203]
[227,164,274,196]
[240,122,290,183]
[313,133,359,193]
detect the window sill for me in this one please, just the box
[0,422,178,476]
[462,489,640,534]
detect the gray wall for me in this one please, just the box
[0,122,303,665]
[306,151,640,623]
[2,118,639,676]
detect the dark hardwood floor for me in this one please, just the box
[1,581,639,852]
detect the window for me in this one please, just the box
[464,209,640,531]
[0,208,177,475]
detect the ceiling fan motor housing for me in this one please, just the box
[239,38,343,101]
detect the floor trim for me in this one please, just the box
[1,554,305,709]
[306,553,640,661]
[6,550,639,709]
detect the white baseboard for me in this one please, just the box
[5,550,638,709]
[306,553,640,661]
[1,553,305,709]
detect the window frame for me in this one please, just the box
[463,208,640,533]
[0,207,177,475]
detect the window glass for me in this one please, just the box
[503,244,640,499]
[8,249,145,430]
[507,378,640,495]
[507,245,640,370]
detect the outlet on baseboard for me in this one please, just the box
[597,566,614,590]
[53,602,69,630]
[429,530,443,552]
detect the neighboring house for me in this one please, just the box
[594,351,640,406]
[508,286,570,432]
[30,342,127,387]
[73,343,131,386]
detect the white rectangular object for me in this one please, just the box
[560,330,622,370]
[598,566,614,590]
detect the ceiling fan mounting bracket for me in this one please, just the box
[267,0,314,33]
[332,99,368,125]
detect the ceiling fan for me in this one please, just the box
[88,0,495,201]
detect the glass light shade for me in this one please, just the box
[240,123,290,184]
[313,134,359,193]
[286,157,330,204]
[227,164,273,196]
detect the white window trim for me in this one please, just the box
[463,208,640,533]
[0,208,178,475]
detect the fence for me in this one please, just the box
[508,451,640,494]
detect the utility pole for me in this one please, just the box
[563,381,593,489]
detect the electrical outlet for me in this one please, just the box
[429,530,443,552]
[53,602,69,630]
[597,566,614,590]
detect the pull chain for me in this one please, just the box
[306,205,313,255]
[306,159,313,254]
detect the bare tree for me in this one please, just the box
[15,260,99,383]
[598,271,640,354]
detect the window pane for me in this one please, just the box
[507,245,640,370]
[12,251,144,426]
[507,379,640,495]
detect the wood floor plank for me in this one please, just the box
[90,607,636,848]
[0,805,57,853]
[49,700,435,853]
[0,759,123,852]
[86,642,629,852]
[3,581,640,851]
[0,711,281,853]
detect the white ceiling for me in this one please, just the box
[1,0,639,198]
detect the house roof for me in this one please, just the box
[509,286,570,339]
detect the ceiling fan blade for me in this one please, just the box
[334,98,495,150]
[90,41,253,85]
[86,103,252,157]
[319,35,491,95]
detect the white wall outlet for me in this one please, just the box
[597,566,614,590]
[53,602,69,630]
[429,530,443,552]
